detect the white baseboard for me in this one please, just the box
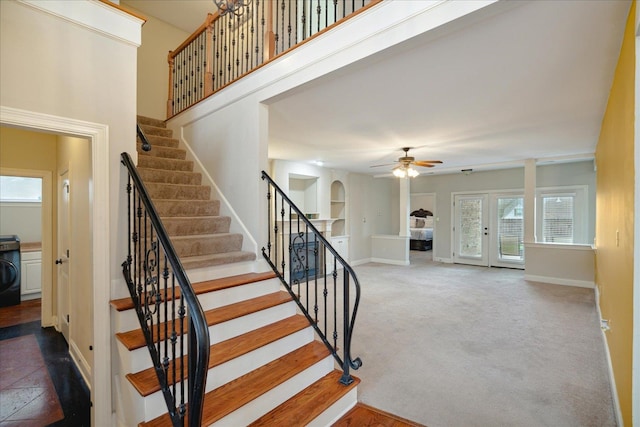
[524,274,595,289]
[433,257,453,263]
[350,258,372,266]
[69,339,92,392]
[594,287,624,427]
[370,258,409,266]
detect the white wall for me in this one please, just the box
[270,159,332,219]
[0,2,141,424]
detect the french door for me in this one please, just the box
[454,193,524,268]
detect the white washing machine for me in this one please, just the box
[0,235,21,307]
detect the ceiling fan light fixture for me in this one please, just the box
[393,167,407,178]
[407,167,419,178]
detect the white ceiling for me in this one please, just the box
[124,0,631,176]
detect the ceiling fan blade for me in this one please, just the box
[370,163,397,168]
[414,160,443,166]
[413,163,435,168]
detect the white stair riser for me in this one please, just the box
[186,260,271,283]
[308,387,358,427]
[112,278,282,333]
[138,327,315,421]
[197,278,281,312]
[211,355,335,427]
[118,301,297,373]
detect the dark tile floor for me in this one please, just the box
[0,301,91,426]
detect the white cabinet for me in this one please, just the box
[21,251,42,296]
[331,236,349,263]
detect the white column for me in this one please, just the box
[399,177,410,237]
[524,159,536,244]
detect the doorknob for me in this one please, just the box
[55,259,63,265]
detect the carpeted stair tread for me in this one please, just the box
[110,272,277,312]
[180,251,257,270]
[137,144,186,160]
[171,233,244,257]
[145,182,211,200]
[142,134,180,148]
[137,167,202,185]
[153,199,220,217]
[140,341,331,427]
[249,370,360,426]
[137,115,166,128]
[126,314,311,397]
[137,155,193,172]
[116,291,293,351]
[138,123,172,138]
[162,215,231,236]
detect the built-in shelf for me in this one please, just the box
[330,180,346,237]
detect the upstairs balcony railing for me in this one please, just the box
[168,0,382,117]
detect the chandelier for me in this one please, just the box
[213,0,253,17]
[393,165,419,178]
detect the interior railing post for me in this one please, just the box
[167,53,175,118]
[340,273,352,385]
[265,0,276,61]
[204,13,215,97]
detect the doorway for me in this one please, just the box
[1,105,111,424]
[453,192,524,269]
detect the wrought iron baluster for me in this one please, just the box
[333,258,338,350]
[323,245,328,337]
[317,0,322,34]
[280,196,285,277]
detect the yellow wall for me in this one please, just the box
[594,2,635,425]
[0,126,57,171]
[128,6,189,119]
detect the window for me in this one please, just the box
[536,186,588,244]
[542,195,574,243]
[0,176,42,202]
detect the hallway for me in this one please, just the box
[0,300,91,426]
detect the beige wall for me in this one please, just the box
[594,2,635,425]
[130,6,189,119]
[57,135,93,381]
[0,125,58,303]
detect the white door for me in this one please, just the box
[454,194,489,266]
[57,172,70,342]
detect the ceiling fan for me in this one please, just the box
[371,147,443,177]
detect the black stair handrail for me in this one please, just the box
[137,124,152,152]
[261,171,362,385]
[121,151,209,427]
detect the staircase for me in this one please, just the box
[112,117,360,426]
[135,115,256,270]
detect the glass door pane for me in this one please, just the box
[454,194,488,266]
[496,196,524,264]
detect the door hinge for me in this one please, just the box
[66,249,69,258]
[66,314,70,322]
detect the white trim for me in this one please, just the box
[524,274,594,289]
[69,339,92,391]
[0,105,111,426]
[17,0,143,47]
[595,287,624,427]
[350,258,372,266]
[433,257,453,263]
[525,242,594,251]
[370,258,410,266]
[0,167,54,326]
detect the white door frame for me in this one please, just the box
[0,167,53,325]
[410,192,437,256]
[0,106,111,426]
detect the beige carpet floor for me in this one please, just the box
[349,251,616,427]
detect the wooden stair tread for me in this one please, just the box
[115,291,292,350]
[249,370,360,426]
[126,314,311,396]
[140,341,331,427]
[333,403,427,427]
[110,271,276,312]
